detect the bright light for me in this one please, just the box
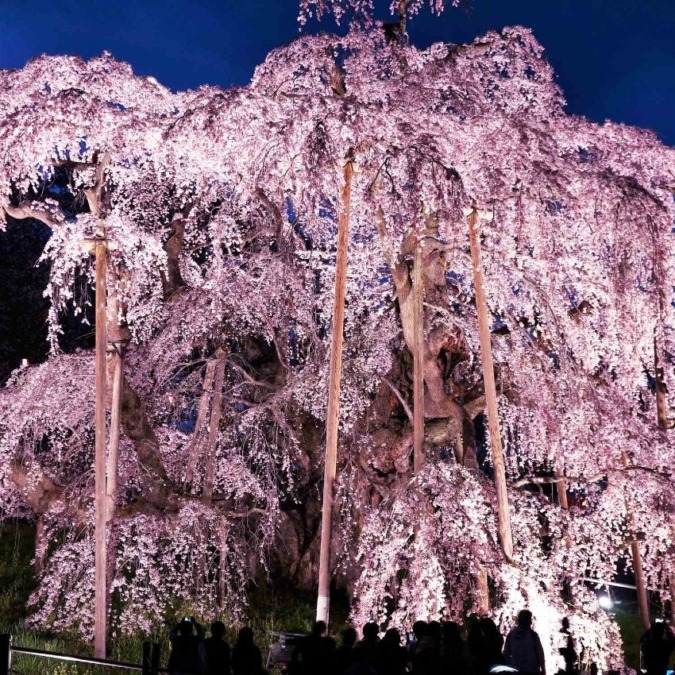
[598,595,613,610]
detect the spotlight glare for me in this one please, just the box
[599,595,613,610]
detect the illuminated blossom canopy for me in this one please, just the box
[0,13,673,671]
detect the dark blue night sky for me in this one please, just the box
[1,0,674,145]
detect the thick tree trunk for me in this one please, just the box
[184,360,217,491]
[203,351,226,504]
[655,335,668,431]
[477,567,490,615]
[94,235,108,659]
[316,157,353,625]
[466,208,514,562]
[412,238,425,474]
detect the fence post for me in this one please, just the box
[142,641,152,675]
[151,642,161,675]
[0,634,11,675]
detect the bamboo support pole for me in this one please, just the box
[94,233,108,659]
[316,157,354,625]
[412,237,425,474]
[465,208,514,562]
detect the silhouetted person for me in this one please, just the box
[440,621,466,675]
[168,617,204,675]
[294,620,338,675]
[336,628,358,674]
[412,620,440,675]
[199,620,230,675]
[503,610,546,675]
[468,617,504,675]
[356,622,381,666]
[640,621,675,675]
[377,628,407,675]
[346,642,377,675]
[232,626,264,675]
[557,618,577,675]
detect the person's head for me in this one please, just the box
[480,617,499,635]
[342,627,358,647]
[428,621,442,645]
[517,610,533,628]
[363,621,379,641]
[384,628,401,646]
[442,621,462,646]
[211,621,226,639]
[650,622,666,639]
[412,620,428,641]
[237,626,254,646]
[179,619,194,636]
[312,620,327,637]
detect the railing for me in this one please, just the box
[0,635,167,674]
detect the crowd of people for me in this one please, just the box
[167,611,675,675]
[167,619,264,675]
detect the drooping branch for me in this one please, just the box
[3,202,63,230]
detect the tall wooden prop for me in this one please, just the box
[654,336,673,625]
[316,157,354,625]
[620,449,650,628]
[412,237,425,474]
[465,208,514,561]
[106,342,126,523]
[94,227,108,658]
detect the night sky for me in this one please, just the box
[1,0,675,146]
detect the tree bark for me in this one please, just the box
[184,360,217,492]
[316,156,353,625]
[94,232,108,659]
[412,238,425,474]
[203,351,226,504]
[477,567,490,615]
[655,335,668,431]
[466,208,514,562]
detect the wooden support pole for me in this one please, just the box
[555,464,569,511]
[412,237,425,474]
[94,233,108,659]
[203,352,226,505]
[465,208,514,562]
[620,449,650,629]
[316,157,354,625]
[106,347,124,524]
